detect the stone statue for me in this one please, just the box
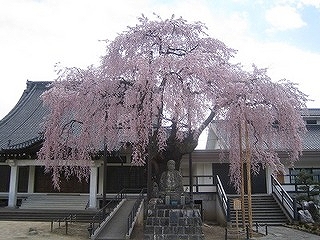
[159,160,184,203]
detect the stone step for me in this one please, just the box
[20,195,89,210]
[228,194,288,225]
[0,208,98,222]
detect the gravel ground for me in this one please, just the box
[0,220,228,239]
[0,220,89,239]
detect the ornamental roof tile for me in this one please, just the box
[303,124,320,150]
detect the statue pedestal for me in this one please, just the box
[164,194,186,206]
[144,203,204,240]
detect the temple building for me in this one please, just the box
[0,81,147,209]
[1,80,320,223]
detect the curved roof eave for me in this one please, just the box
[0,81,51,152]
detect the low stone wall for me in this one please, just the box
[144,204,204,240]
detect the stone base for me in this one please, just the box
[144,204,204,240]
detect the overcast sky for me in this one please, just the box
[1,0,319,123]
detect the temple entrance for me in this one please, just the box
[34,166,89,193]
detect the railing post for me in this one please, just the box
[87,223,93,236]
[65,220,68,235]
[265,224,268,235]
[225,228,227,240]
[246,225,249,240]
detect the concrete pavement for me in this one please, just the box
[254,226,320,240]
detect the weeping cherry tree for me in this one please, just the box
[215,66,308,235]
[38,15,238,189]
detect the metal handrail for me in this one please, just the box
[126,188,146,237]
[90,189,127,235]
[271,175,297,220]
[216,175,230,222]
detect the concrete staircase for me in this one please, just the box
[228,194,289,226]
[20,194,89,210]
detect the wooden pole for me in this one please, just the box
[102,145,108,219]
[147,151,152,201]
[245,121,253,237]
[189,152,193,202]
[238,122,246,228]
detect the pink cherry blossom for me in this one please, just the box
[38,15,307,190]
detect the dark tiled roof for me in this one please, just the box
[206,117,320,151]
[304,125,320,150]
[303,108,320,117]
[2,81,320,155]
[0,81,51,151]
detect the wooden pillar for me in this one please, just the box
[27,165,35,193]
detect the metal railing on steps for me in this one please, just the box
[88,188,146,237]
[126,188,146,238]
[271,175,298,221]
[216,175,230,222]
[89,189,127,236]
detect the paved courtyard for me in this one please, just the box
[256,226,320,240]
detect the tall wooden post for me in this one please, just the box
[238,123,246,228]
[147,156,152,201]
[102,145,108,219]
[245,121,253,237]
[189,152,193,202]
